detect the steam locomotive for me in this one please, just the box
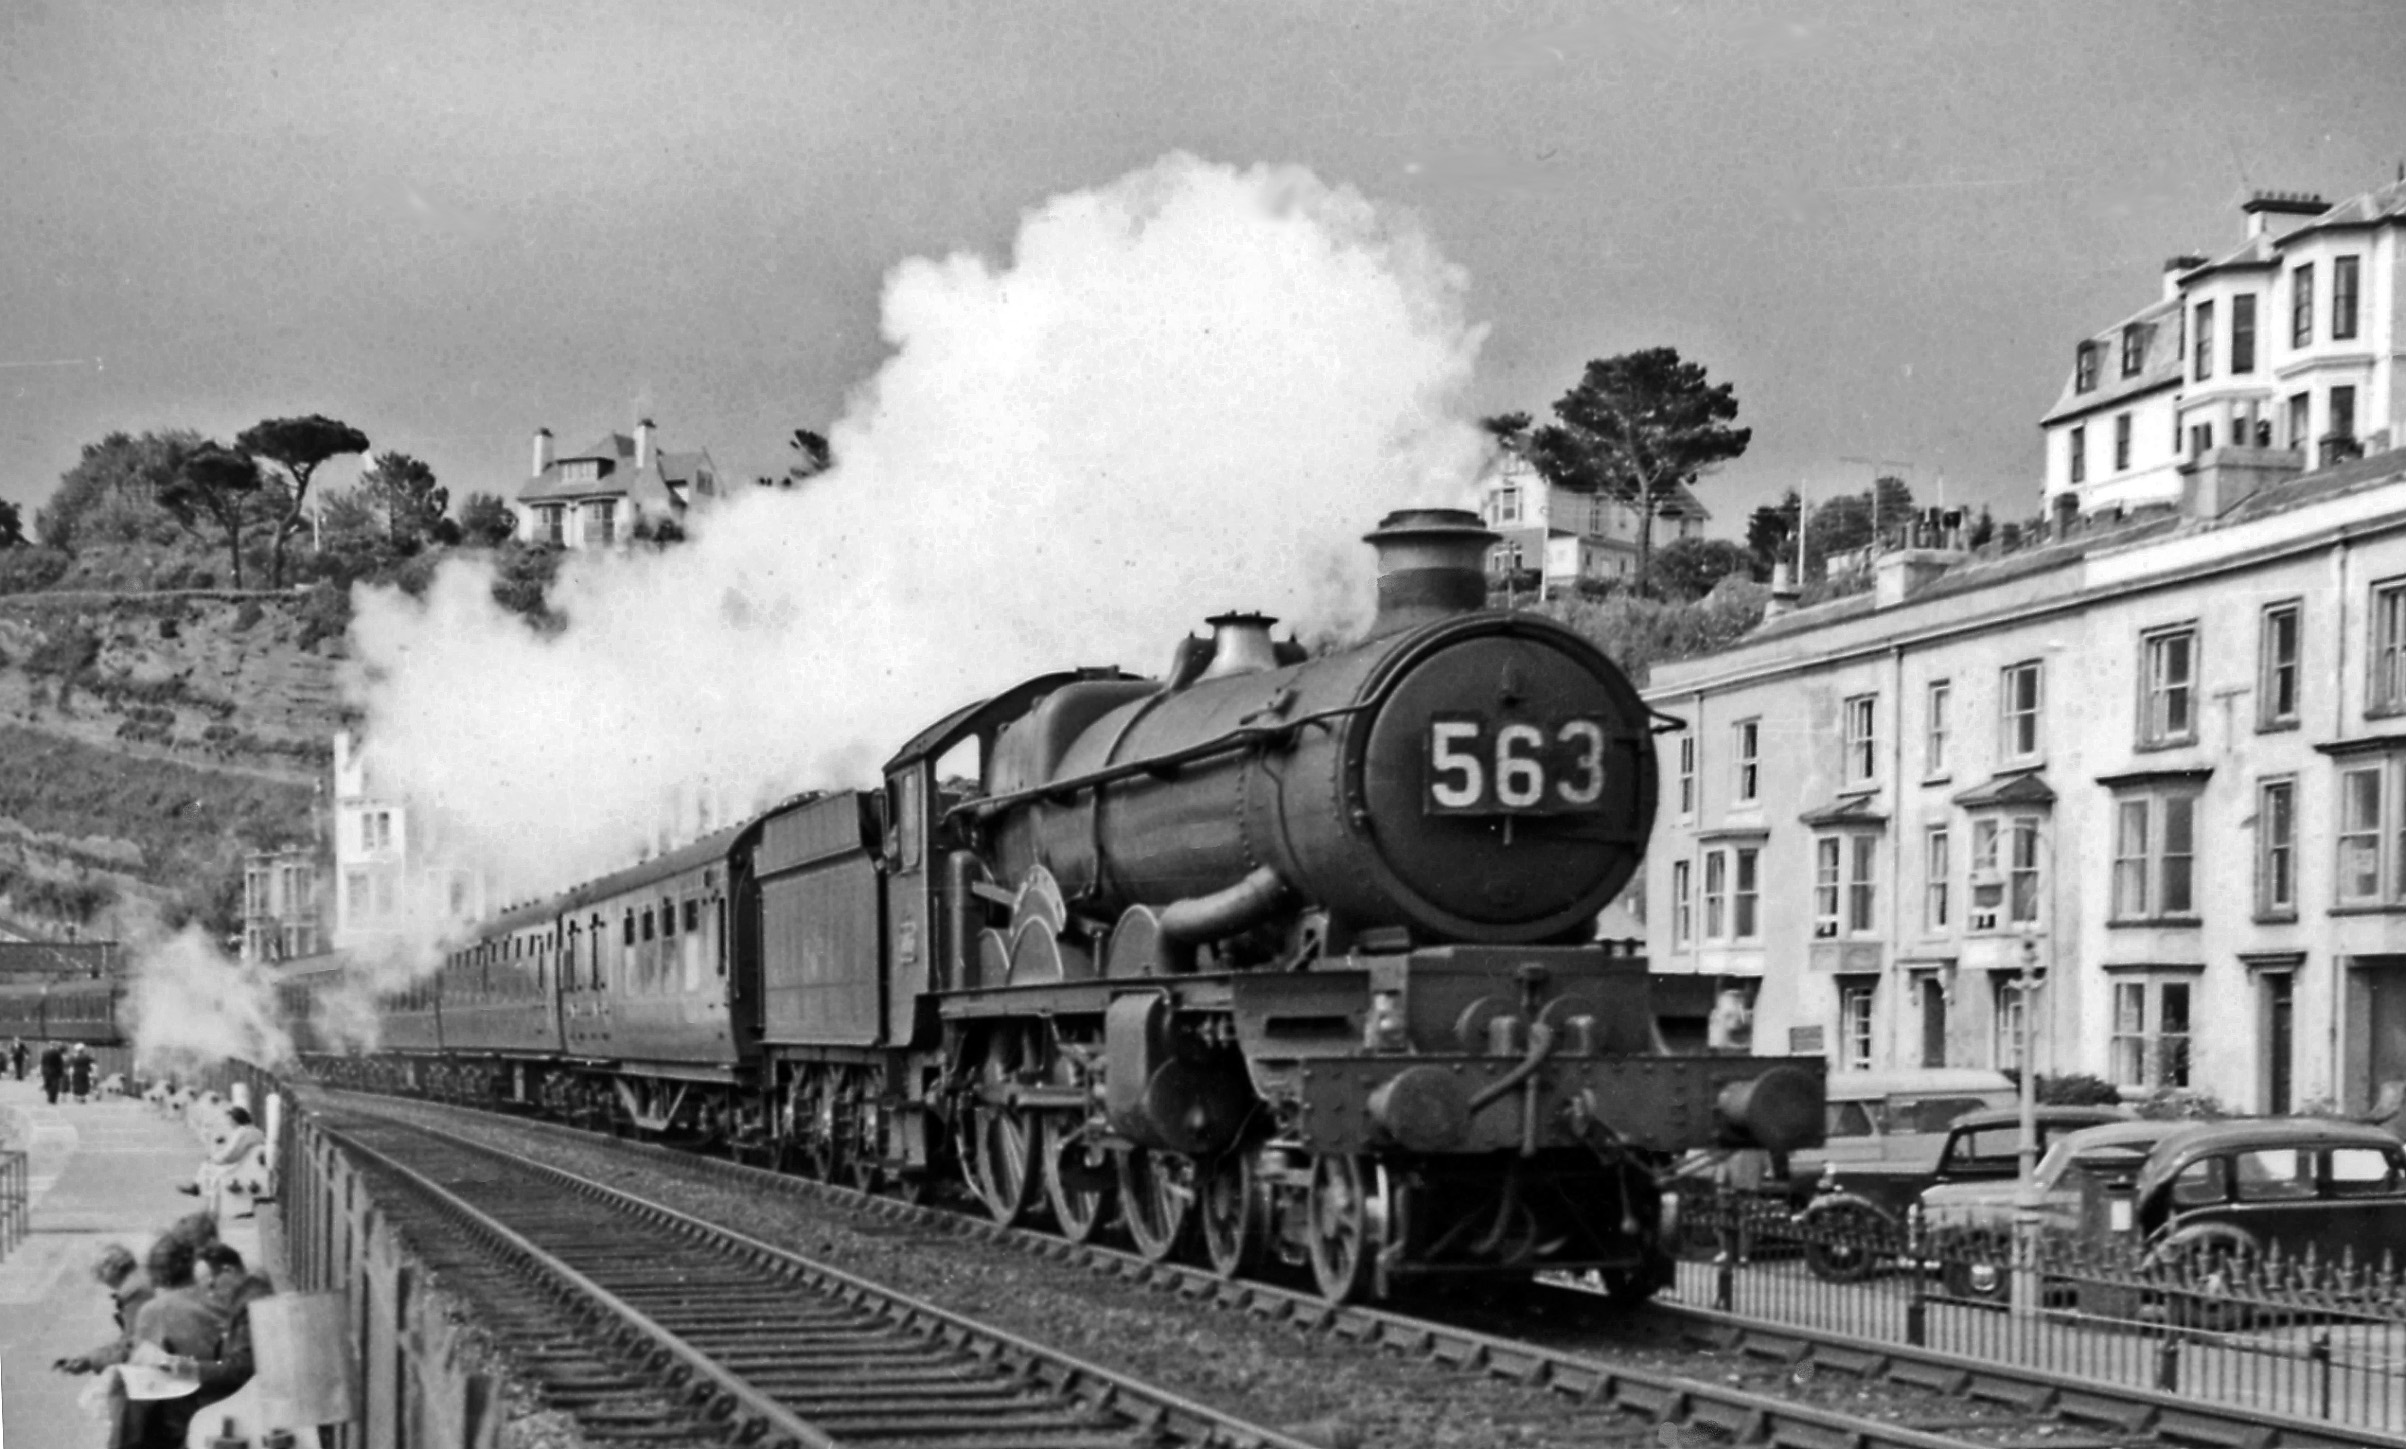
[293,508,1824,1302]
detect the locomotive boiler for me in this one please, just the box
[926,508,1824,1301]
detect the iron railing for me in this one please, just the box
[1667,1186,2406,1437]
[0,1150,29,1260]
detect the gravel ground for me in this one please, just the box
[319,1094,2065,1448]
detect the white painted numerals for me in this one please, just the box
[1425,715,1610,814]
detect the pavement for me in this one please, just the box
[0,1076,264,1449]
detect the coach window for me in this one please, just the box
[661,898,676,937]
[591,915,606,988]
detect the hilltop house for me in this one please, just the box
[511,419,721,550]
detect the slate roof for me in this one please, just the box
[2291,176,2406,237]
[517,432,718,510]
[2039,294,2183,427]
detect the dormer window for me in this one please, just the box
[2074,342,2099,393]
[2120,323,2147,377]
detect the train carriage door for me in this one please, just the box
[884,765,930,1045]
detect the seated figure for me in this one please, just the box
[179,1108,269,1217]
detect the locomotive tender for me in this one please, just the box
[301,508,1824,1303]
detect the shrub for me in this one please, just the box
[24,622,100,679]
[294,581,351,654]
[0,546,70,595]
[2136,1086,2227,1120]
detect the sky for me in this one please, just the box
[7,1,2406,533]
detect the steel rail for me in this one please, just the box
[320,1108,1319,1449]
[311,1088,2168,1449]
[331,1083,2406,1449]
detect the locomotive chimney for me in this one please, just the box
[1364,508,1497,636]
[1197,612,1281,680]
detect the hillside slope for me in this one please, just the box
[0,590,344,936]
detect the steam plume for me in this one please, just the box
[351,153,1491,918]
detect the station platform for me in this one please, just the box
[0,1076,264,1447]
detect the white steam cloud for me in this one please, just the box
[126,926,294,1077]
[350,153,1492,914]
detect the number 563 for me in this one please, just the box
[1425,714,1608,815]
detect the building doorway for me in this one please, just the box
[2345,956,2406,1116]
[2260,970,2293,1115]
[1917,973,1947,1068]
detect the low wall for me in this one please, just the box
[266,1076,573,1449]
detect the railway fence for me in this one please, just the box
[1670,1188,2406,1438]
[0,1149,28,1259]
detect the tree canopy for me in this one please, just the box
[358,450,449,548]
[35,429,205,552]
[236,414,369,588]
[0,499,22,549]
[1520,347,1750,593]
[457,493,518,548]
[1746,489,1801,577]
[157,443,264,588]
[1650,537,1757,601]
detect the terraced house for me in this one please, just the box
[2043,181,2406,517]
[1647,444,2406,1115]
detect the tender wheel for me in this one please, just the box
[963,1042,1037,1226]
[1043,1117,1115,1244]
[805,1073,846,1183]
[1307,1153,1387,1304]
[1199,1149,1268,1280]
[1116,1147,1195,1262]
[843,1070,887,1195]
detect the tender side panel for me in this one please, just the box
[756,793,884,1048]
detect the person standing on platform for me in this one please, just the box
[9,1036,24,1080]
[69,1042,94,1102]
[39,1040,64,1105]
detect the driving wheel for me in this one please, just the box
[1199,1148,1269,1280]
[1307,1152,1388,1304]
[1116,1146,1195,1262]
[962,1038,1037,1225]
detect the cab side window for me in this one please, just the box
[2170,1156,2228,1207]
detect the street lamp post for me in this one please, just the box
[2011,924,2042,1318]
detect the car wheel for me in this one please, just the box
[2153,1225,2259,1331]
[1802,1204,1888,1283]
[1938,1233,2010,1303]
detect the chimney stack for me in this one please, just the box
[2162,254,2208,301]
[532,427,553,477]
[1363,508,1496,636]
[2242,190,2328,242]
[635,418,656,471]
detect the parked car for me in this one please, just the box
[2125,1117,2406,1324]
[1916,1118,2188,1301]
[1798,1103,2130,1282]
[1785,1068,2020,1205]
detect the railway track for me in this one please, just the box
[312,1087,2401,1449]
[315,1104,1321,1449]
